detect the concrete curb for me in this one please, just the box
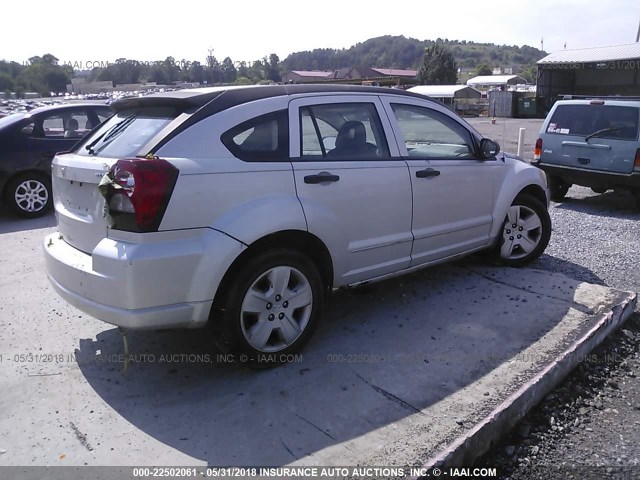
[420,289,637,471]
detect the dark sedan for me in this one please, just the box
[0,103,113,217]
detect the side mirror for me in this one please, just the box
[480,138,500,159]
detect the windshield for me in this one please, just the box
[76,107,179,157]
[548,104,639,140]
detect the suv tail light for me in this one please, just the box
[533,138,543,162]
[103,158,179,232]
[635,149,640,170]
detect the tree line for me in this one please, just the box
[1,36,545,96]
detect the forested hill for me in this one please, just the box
[282,35,546,72]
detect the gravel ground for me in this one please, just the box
[478,183,640,478]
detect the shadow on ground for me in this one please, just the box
[554,189,640,219]
[0,207,56,234]
[74,258,600,466]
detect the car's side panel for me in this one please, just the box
[379,96,500,265]
[156,96,308,241]
[287,95,414,285]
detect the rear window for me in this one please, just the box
[77,107,179,157]
[547,104,639,140]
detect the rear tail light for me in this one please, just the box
[635,149,640,170]
[533,138,543,162]
[103,158,179,232]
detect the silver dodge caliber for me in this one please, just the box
[43,85,551,360]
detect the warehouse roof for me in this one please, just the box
[371,68,417,77]
[467,75,527,86]
[408,85,482,98]
[537,43,640,64]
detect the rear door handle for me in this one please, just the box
[304,173,340,184]
[415,168,440,178]
[577,157,590,165]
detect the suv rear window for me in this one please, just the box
[77,107,179,157]
[547,104,639,140]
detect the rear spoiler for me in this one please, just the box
[110,90,226,113]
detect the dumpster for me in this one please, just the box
[517,97,537,117]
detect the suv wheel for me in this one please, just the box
[5,173,52,218]
[547,175,570,201]
[496,194,551,267]
[218,249,323,361]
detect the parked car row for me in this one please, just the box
[42,85,552,360]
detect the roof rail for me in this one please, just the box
[559,94,640,101]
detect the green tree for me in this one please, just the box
[266,53,281,82]
[221,57,237,83]
[520,63,538,83]
[189,61,206,84]
[0,72,14,91]
[417,43,458,85]
[476,63,493,76]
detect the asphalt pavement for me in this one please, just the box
[0,205,635,478]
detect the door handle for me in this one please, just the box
[577,157,590,165]
[304,173,340,184]
[415,168,440,178]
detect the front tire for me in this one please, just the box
[217,249,324,361]
[4,173,52,218]
[547,175,570,201]
[496,194,551,267]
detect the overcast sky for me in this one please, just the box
[2,0,639,66]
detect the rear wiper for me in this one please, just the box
[85,114,136,155]
[585,127,621,142]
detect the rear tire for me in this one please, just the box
[547,175,570,201]
[216,249,324,363]
[494,194,551,267]
[4,173,52,218]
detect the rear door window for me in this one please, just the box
[299,103,390,160]
[547,105,639,140]
[221,110,289,161]
[77,107,179,157]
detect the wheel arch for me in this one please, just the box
[516,184,548,206]
[211,229,334,315]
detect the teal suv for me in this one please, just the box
[533,97,640,208]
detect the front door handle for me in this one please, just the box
[577,157,590,165]
[304,173,340,184]
[415,168,440,178]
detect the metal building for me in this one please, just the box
[408,85,483,115]
[536,43,640,111]
[466,75,528,88]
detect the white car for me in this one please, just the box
[43,85,551,360]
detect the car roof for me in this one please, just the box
[110,84,433,114]
[554,99,640,107]
[26,103,111,116]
